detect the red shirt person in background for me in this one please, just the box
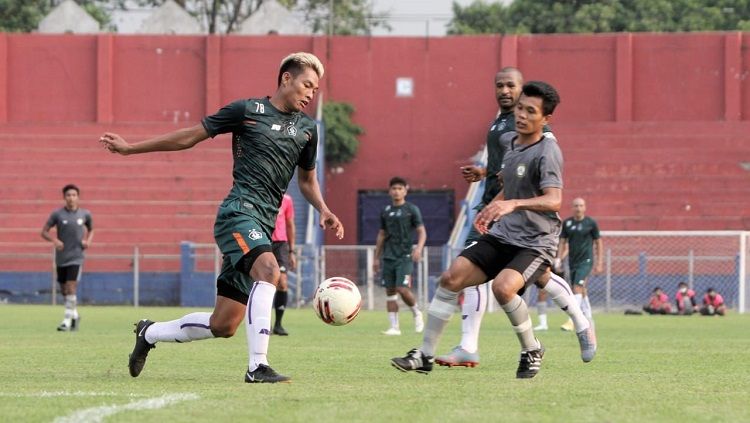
[700,288,726,316]
[643,287,672,315]
[674,282,697,315]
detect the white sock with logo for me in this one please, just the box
[247,281,276,372]
[460,282,488,354]
[544,273,589,332]
[145,312,214,344]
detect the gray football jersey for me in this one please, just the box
[46,207,93,266]
[489,132,563,261]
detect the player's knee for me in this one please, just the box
[210,321,237,338]
[438,270,462,292]
[492,282,515,303]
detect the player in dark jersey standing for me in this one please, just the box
[100,52,343,384]
[374,177,426,336]
[393,81,577,379]
[557,197,603,331]
[41,184,94,332]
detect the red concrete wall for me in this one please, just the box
[6,34,98,122]
[632,33,725,121]
[112,36,206,123]
[517,34,618,122]
[0,32,748,249]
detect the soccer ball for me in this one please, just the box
[313,277,362,326]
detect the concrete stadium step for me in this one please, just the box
[579,202,750,218]
[0,185,229,202]
[0,146,230,162]
[0,132,233,149]
[564,176,750,192]
[0,160,232,177]
[568,189,747,202]
[0,213,217,229]
[0,227,215,245]
[562,148,750,162]
[596,215,748,231]
[565,162,748,176]
[3,200,218,215]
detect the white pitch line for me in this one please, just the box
[53,393,199,423]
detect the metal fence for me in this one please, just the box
[2,231,747,313]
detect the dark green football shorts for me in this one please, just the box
[213,200,273,301]
[380,258,414,289]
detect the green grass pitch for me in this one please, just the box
[1,304,748,422]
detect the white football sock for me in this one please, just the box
[421,286,458,356]
[537,313,548,327]
[247,281,276,371]
[410,304,422,318]
[145,312,214,344]
[583,296,594,321]
[460,282,488,354]
[580,295,593,320]
[63,295,76,326]
[388,311,399,329]
[544,274,589,332]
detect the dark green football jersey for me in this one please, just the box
[482,110,516,204]
[380,202,424,260]
[560,216,600,266]
[202,97,318,235]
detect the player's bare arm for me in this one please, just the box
[411,225,427,262]
[41,224,64,251]
[297,167,344,239]
[81,229,94,249]
[373,229,385,272]
[99,124,209,155]
[286,213,297,271]
[474,187,561,234]
[594,237,604,273]
[460,165,486,183]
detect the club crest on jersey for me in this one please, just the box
[286,126,297,136]
[248,229,263,240]
[515,164,527,177]
[497,120,507,131]
[77,218,84,225]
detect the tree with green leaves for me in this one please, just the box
[298,0,389,35]
[0,0,110,32]
[132,0,387,34]
[447,0,750,34]
[322,101,363,166]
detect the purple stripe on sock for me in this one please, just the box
[247,282,258,324]
[474,285,482,312]
[552,274,573,295]
[180,323,210,330]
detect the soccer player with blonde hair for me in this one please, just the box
[101,52,342,383]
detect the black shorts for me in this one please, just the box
[459,235,549,287]
[56,265,81,284]
[272,241,291,273]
